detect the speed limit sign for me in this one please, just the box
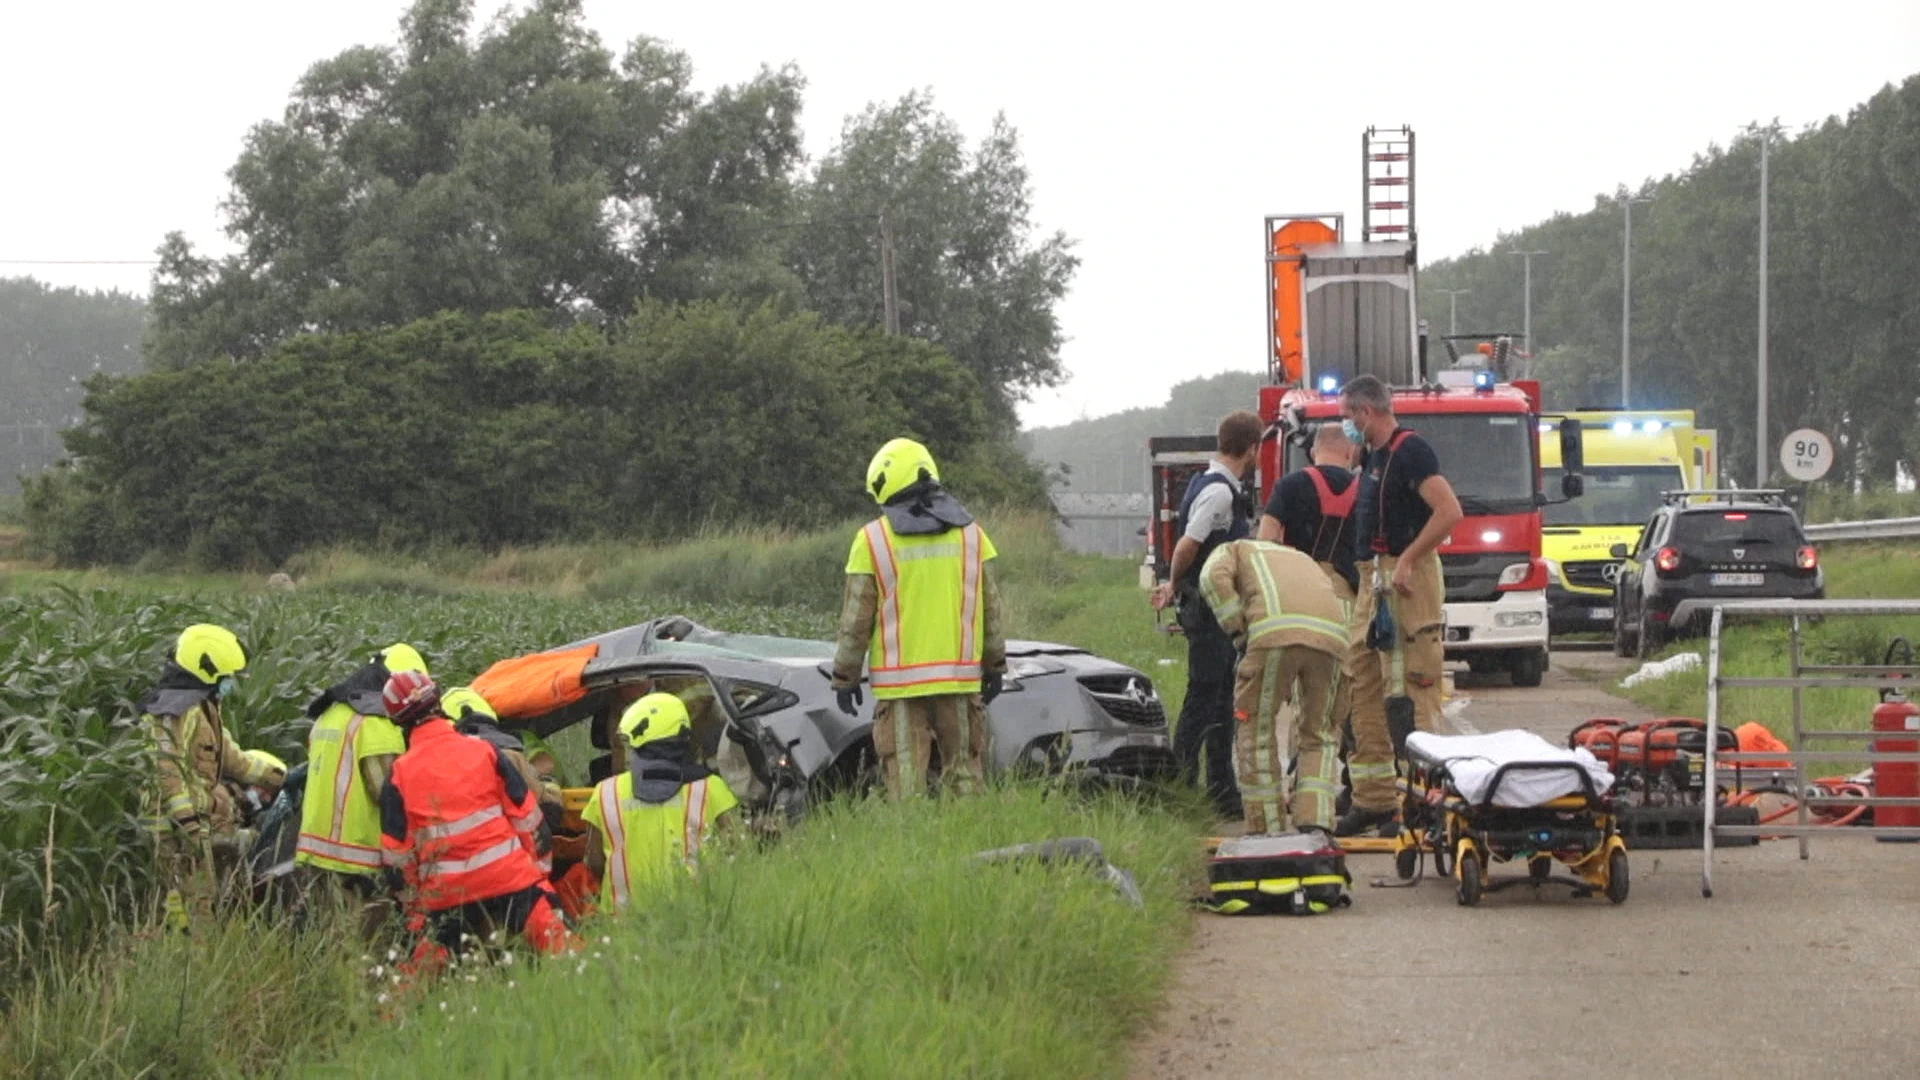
[1779,428,1833,482]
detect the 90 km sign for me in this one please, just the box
[1779,428,1833,482]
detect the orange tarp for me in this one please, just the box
[1733,722,1792,769]
[470,643,600,720]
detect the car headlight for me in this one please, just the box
[1495,611,1544,628]
[1001,657,1066,692]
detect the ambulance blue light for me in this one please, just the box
[1611,420,1634,435]
[1317,374,1340,395]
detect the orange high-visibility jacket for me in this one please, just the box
[379,718,547,912]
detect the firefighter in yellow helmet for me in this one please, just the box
[581,692,739,910]
[140,624,286,929]
[293,643,426,935]
[831,438,1006,798]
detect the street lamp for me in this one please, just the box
[1745,122,1781,487]
[1437,288,1471,336]
[1509,250,1548,368]
[1619,194,1653,409]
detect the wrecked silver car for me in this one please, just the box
[494,615,1177,821]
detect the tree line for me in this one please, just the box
[18,0,1072,559]
[1419,73,1920,488]
[28,305,1039,567]
[0,279,145,498]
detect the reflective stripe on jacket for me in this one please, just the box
[845,518,998,699]
[379,719,546,912]
[296,703,402,873]
[586,772,738,910]
[1199,539,1349,656]
[143,699,268,829]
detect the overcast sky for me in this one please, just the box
[5,1,1916,429]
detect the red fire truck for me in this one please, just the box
[1149,126,1584,687]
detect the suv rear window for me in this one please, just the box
[1668,509,1802,546]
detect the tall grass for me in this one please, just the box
[0,906,376,1079]
[304,785,1203,1079]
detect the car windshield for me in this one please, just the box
[1669,509,1802,546]
[1543,465,1685,526]
[1393,412,1536,514]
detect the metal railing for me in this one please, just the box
[1701,598,1920,898]
[1803,517,1920,542]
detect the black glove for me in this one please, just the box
[835,684,863,716]
[981,670,1004,705]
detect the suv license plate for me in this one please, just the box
[1589,607,1613,621]
[1711,572,1765,587]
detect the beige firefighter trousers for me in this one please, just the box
[1345,551,1446,812]
[1232,644,1343,835]
[872,693,988,798]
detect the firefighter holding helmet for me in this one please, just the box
[140,623,287,929]
[831,438,1007,798]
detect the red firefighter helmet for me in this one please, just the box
[383,669,442,726]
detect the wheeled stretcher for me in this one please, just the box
[1391,730,1629,906]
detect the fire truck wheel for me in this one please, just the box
[1509,648,1545,688]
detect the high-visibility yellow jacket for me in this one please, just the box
[296,702,405,873]
[581,772,737,910]
[144,699,274,832]
[833,518,1006,699]
[1199,539,1349,657]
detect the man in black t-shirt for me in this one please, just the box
[1258,423,1360,595]
[1333,375,1464,837]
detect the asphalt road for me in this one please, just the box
[1131,645,1920,1079]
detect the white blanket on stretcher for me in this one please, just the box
[1405,730,1615,808]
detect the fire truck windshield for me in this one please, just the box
[1393,413,1536,515]
[1286,412,1537,515]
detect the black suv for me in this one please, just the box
[1610,492,1824,657]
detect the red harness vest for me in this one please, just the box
[1301,465,1357,563]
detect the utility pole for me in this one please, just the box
[878,208,900,336]
[1509,250,1548,366]
[1619,194,1653,408]
[1746,122,1779,487]
[1437,288,1471,336]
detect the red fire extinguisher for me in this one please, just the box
[1872,689,1920,839]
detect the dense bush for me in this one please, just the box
[24,302,1050,568]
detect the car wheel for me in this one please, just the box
[1637,609,1665,660]
[1611,605,1633,658]
[1509,648,1546,688]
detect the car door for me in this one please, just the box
[1620,510,1665,619]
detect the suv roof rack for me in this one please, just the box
[1661,489,1789,507]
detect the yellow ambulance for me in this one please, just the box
[1540,411,1717,635]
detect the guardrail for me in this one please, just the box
[1803,516,1920,542]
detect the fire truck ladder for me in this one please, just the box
[1361,126,1415,247]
